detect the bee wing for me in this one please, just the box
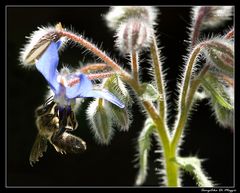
[29,134,48,167]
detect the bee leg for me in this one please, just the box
[51,131,67,154]
[54,107,68,137]
[51,143,66,154]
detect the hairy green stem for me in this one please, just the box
[166,64,209,186]
[170,66,210,158]
[180,44,203,110]
[128,59,177,185]
[149,35,179,186]
[150,35,166,120]
[172,38,233,151]
[143,100,178,186]
[172,44,206,152]
[170,66,210,177]
[186,65,210,111]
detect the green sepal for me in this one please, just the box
[103,74,132,131]
[201,76,233,110]
[87,99,113,145]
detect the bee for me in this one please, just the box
[29,97,86,166]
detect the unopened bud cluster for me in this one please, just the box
[204,38,234,76]
[192,6,233,29]
[105,6,158,53]
[87,75,131,145]
[116,18,153,53]
[199,37,234,129]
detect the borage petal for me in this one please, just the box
[66,74,93,98]
[87,89,125,108]
[36,42,60,93]
[66,74,125,108]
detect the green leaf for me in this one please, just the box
[103,74,132,131]
[103,74,132,105]
[140,83,161,102]
[171,156,214,187]
[214,102,234,129]
[135,118,155,185]
[201,77,233,110]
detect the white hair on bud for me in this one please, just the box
[19,24,67,68]
[104,6,159,31]
[115,18,153,54]
[192,6,233,29]
[86,99,114,145]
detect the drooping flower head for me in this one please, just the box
[35,40,125,136]
[35,41,125,109]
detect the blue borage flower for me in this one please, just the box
[36,41,125,134]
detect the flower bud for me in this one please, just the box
[19,23,66,67]
[104,6,158,31]
[115,18,153,53]
[87,99,114,145]
[103,75,132,131]
[202,72,234,129]
[103,74,131,105]
[192,6,233,29]
[204,39,234,76]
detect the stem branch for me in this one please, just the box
[150,35,166,119]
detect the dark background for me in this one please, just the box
[7,6,234,187]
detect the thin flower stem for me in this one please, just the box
[142,99,176,186]
[191,7,211,47]
[80,63,111,74]
[87,72,116,80]
[58,30,132,82]
[179,44,203,111]
[150,35,166,120]
[186,64,210,111]
[171,43,206,151]
[131,51,139,83]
